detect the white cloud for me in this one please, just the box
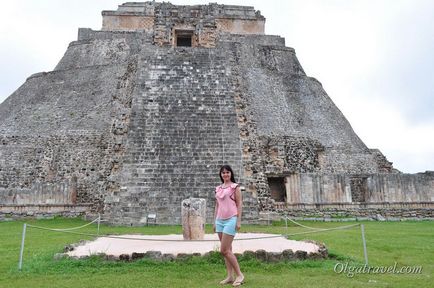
[344,95,434,173]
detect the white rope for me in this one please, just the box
[26,224,282,241]
[38,216,101,231]
[26,222,360,242]
[285,218,328,231]
[286,223,360,237]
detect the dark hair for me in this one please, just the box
[219,165,236,183]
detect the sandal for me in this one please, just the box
[232,275,244,287]
[219,277,234,285]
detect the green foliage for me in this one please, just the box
[0,218,433,287]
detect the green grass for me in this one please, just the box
[0,218,432,287]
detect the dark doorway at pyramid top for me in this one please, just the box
[176,30,193,47]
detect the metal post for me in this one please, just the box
[361,224,368,265]
[97,213,101,236]
[18,223,27,271]
[267,211,270,226]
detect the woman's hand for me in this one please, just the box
[213,223,216,233]
[236,220,241,231]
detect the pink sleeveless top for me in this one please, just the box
[215,183,239,219]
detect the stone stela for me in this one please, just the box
[181,198,206,240]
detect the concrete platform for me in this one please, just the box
[66,233,323,259]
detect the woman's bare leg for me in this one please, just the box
[220,233,243,279]
[218,232,234,282]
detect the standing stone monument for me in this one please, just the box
[182,198,206,240]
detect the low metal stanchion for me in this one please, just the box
[18,223,27,271]
[361,224,368,265]
[97,213,101,236]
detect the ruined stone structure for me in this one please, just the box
[1,2,433,223]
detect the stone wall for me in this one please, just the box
[0,33,144,214]
[366,172,434,202]
[102,15,155,32]
[0,133,112,211]
[276,202,434,220]
[0,204,91,220]
[102,2,156,31]
[285,173,351,204]
[101,2,265,47]
[216,18,264,35]
[282,172,434,204]
[0,177,76,205]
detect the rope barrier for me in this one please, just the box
[286,218,328,231]
[36,217,101,232]
[26,224,282,241]
[18,216,101,270]
[285,223,360,237]
[18,217,368,270]
[25,222,360,242]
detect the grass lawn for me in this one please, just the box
[0,218,432,287]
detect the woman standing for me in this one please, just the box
[214,165,244,286]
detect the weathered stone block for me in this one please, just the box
[307,252,322,260]
[266,252,282,262]
[294,250,307,260]
[105,255,117,261]
[181,198,206,240]
[119,254,130,261]
[255,249,267,262]
[176,253,192,261]
[144,250,162,261]
[131,252,145,260]
[242,250,256,259]
[162,253,176,261]
[282,249,295,260]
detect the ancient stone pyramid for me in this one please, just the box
[1,2,432,224]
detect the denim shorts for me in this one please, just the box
[215,216,237,236]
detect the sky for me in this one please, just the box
[0,0,433,173]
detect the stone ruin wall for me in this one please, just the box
[101,2,265,41]
[0,30,143,220]
[0,133,108,220]
[0,134,105,206]
[278,202,434,220]
[283,172,434,204]
[100,2,264,50]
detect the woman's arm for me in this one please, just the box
[235,186,242,230]
[213,200,219,232]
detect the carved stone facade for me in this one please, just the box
[0,2,433,223]
[102,2,265,48]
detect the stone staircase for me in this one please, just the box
[109,46,244,224]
